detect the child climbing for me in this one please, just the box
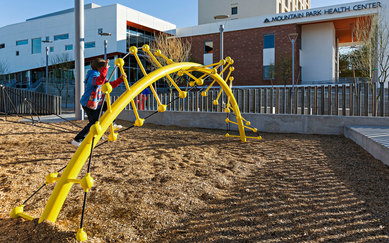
[72,58,125,147]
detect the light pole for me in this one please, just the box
[75,0,85,120]
[288,33,298,89]
[42,40,53,94]
[214,15,229,78]
[98,32,111,60]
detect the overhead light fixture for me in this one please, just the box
[214,15,229,20]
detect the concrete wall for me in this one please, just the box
[118,110,389,135]
[301,22,336,82]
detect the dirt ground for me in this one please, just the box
[0,116,388,242]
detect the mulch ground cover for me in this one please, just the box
[0,116,388,242]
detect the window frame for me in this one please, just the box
[263,34,275,49]
[54,33,69,41]
[263,65,275,80]
[31,37,42,54]
[85,41,96,49]
[204,40,214,54]
[65,44,73,51]
[231,6,238,15]
[16,39,28,46]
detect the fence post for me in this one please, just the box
[357,83,361,116]
[372,82,377,117]
[384,84,389,116]
[292,86,299,114]
[301,86,305,115]
[287,87,292,114]
[276,87,280,114]
[151,93,155,110]
[335,85,339,116]
[364,83,369,116]
[328,85,332,115]
[379,82,384,116]
[321,85,325,115]
[248,89,252,113]
[253,89,258,113]
[342,85,346,116]
[270,87,274,114]
[350,84,354,116]
[258,88,262,113]
[242,89,246,113]
[307,86,311,115]
[263,88,267,114]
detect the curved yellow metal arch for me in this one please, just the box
[11,46,261,242]
[38,62,248,223]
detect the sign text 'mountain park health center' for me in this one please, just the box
[264,2,382,23]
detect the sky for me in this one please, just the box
[0,0,362,29]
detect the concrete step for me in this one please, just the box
[344,125,389,166]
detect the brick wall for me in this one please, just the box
[183,24,301,86]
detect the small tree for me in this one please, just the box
[275,57,292,86]
[353,13,389,85]
[0,60,8,84]
[352,12,389,115]
[49,53,72,97]
[147,33,191,92]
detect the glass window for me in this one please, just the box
[137,29,145,48]
[231,7,238,15]
[264,34,275,49]
[65,44,73,51]
[85,42,95,48]
[263,66,275,80]
[54,34,69,41]
[0,44,4,49]
[204,40,213,54]
[127,27,139,47]
[45,36,50,42]
[16,39,28,46]
[126,26,156,85]
[50,46,54,52]
[32,37,41,54]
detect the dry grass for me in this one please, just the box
[0,116,388,242]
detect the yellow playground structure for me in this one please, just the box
[10,44,261,241]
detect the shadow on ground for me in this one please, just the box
[0,219,74,242]
[159,135,389,242]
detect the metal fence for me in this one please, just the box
[114,83,389,117]
[0,86,62,115]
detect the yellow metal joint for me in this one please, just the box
[10,205,34,221]
[46,172,59,184]
[66,173,94,192]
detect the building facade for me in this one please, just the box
[0,3,175,89]
[199,0,311,25]
[180,0,386,86]
[0,0,388,91]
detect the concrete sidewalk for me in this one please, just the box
[19,113,76,123]
[344,126,389,166]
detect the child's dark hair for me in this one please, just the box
[91,58,106,70]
